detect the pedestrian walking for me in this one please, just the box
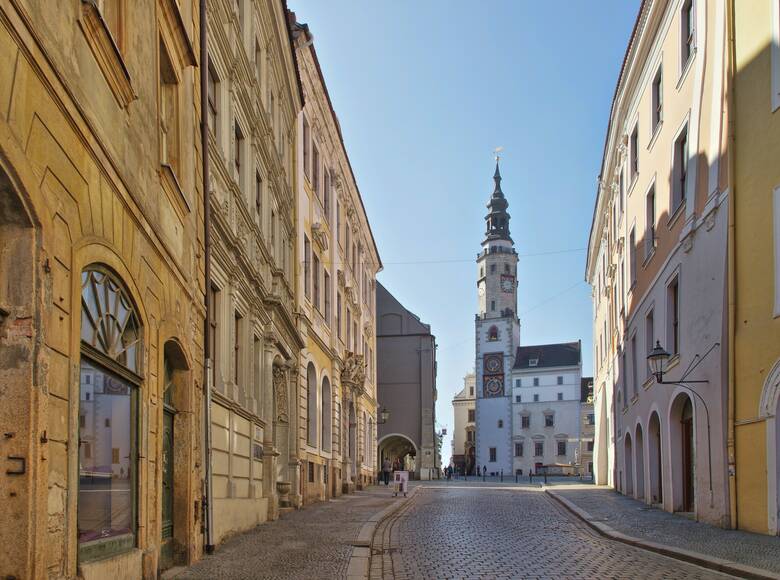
[382,457,392,486]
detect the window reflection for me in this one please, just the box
[78,359,133,544]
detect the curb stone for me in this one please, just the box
[543,487,780,580]
[346,486,420,580]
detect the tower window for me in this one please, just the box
[504,264,510,273]
[488,326,499,341]
[497,420,503,428]
[491,264,496,274]
[491,300,496,311]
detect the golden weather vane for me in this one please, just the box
[493,146,504,163]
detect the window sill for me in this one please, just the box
[643,376,655,390]
[160,163,191,219]
[642,247,656,268]
[630,393,639,406]
[667,202,685,229]
[628,174,639,197]
[677,50,697,90]
[78,0,136,108]
[666,353,681,373]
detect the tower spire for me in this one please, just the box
[484,154,512,243]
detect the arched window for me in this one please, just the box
[307,363,317,446]
[78,266,142,560]
[321,376,332,452]
[488,325,499,341]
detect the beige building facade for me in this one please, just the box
[451,373,476,475]
[0,0,204,577]
[588,0,731,526]
[291,19,381,503]
[205,0,304,542]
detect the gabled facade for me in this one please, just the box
[292,18,382,501]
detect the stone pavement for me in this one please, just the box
[370,485,734,579]
[550,486,780,577]
[173,486,402,580]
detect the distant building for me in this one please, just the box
[511,342,584,476]
[452,373,477,475]
[376,283,438,480]
[579,378,595,477]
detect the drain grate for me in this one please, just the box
[372,547,400,556]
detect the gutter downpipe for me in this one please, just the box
[200,0,215,553]
[725,0,738,531]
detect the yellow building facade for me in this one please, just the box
[205,0,304,541]
[292,19,382,504]
[731,0,780,535]
[0,0,204,578]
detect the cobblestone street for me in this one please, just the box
[370,486,735,579]
[175,489,397,580]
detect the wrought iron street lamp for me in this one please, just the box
[377,406,391,425]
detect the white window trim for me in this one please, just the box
[773,0,780,112]
[774,185,780,317]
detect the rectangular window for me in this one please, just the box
[323,170,330,218]
[668,277,680,355]
[515,442,524,457]
[497,419,503,429]
[346,309,352,348]
[209,285,219,384]
[208,63,219,136]
[673,126,689,214]
[254,40,263,88]
[681,0,695,67]
[521,415,530,428]
[533,394,539,402]
[353,321,358,352]
[630,227,637,285]
[557,376,563,385]
[234,122,244,189]
[234,311,242,388]
[545,414,554,428]
[774,187,780,315]
[303,117,310,178]
[631,333,638,395]
[587,413,595,426]
[489,447,497,462]
[534,442,544,457]
[324,270,331,325]
[557,392,563,401]
[630,124,639,181]
[557,441,567,456]
[467,430,474,442]
[255,171,263,226]
[159,39,179,174]
[337,293,343,340]
[515,395,521,403]
[313,254,321,311]
[79,361,135,556]
[468,409,475,422]
[587,440,595,452]
[646,309,655,376]
[312,143,320,195]
[304,236,311,298]
[621,349,628,408]
[619,170,625,214]
[533,378,539,386]
[652,66,663,132]
[646,185,656,258]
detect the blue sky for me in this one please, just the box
[288,0,641,463]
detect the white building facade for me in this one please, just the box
[510,344,583,475]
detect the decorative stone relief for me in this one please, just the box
[273,366,289,423]
[341,352,366,390]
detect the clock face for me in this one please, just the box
[485,355,502,373]
[484,377,503,397]
[501,274,514,293]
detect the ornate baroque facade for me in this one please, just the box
[0,0,204,577]
[205,0,304,542]
[292,18,382,501]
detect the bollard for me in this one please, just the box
[482,472,486,482]
[530,473,533,484]
[515,472,518,483]
[544,471,548,484]
[500,469,503,482]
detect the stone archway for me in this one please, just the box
[624,433,634,497]
[0,164,37,579]
[635,423,646,502]
[648,411,663,505]
[378,433,418,478]
[760,358,780,534]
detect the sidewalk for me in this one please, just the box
[547,485,780,579]
[172,486,404,580]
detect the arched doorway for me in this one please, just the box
[377,434,417,478]
[321,376,331,452]
[648,411,663,505]
[0,165,37,578]
[624,433,634,497]
[670,393,695,513]
[635,424,645,502]
[160,340,191,570]
[306,363,317,447]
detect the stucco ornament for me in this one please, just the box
[341,352,366,389]
[273,366,289,423]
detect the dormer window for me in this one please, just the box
[529,358,539,367]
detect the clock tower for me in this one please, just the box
[475,159,520,476]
